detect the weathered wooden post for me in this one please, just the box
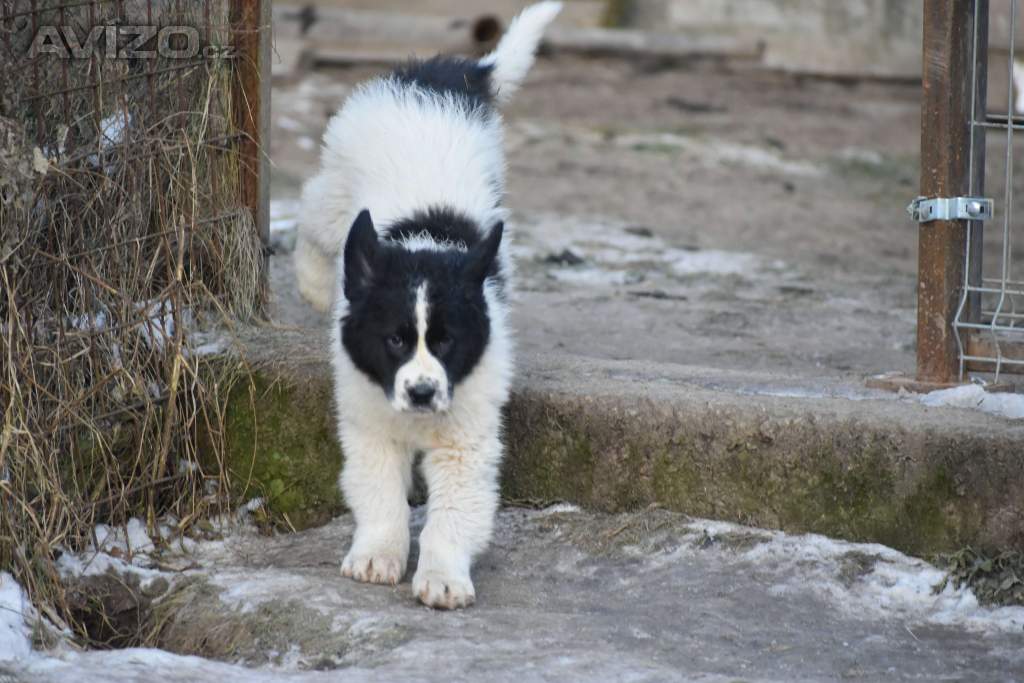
[231,0,272,260]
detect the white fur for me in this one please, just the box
[295,2,561,311]
[480,1,563,103]
[306,3,560,609]
[296,80,506,313]
[333,280,512,607]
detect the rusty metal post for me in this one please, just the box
[231,0,272,257]
[917,0,982,384]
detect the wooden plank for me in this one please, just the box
[916,0,979,384]
[965,332,1024,373]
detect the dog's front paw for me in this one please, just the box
[412,568,475,609]
[341,550,405,585]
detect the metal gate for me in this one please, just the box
[914,0,1024,387]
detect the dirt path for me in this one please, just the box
[268,55,929,378]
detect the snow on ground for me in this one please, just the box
[688,520,1024,634]
[0,572,33,663]
[517,212,776,283]
[594,513,1024,636]
[919,384,1024,420]
[612,132,821,177]
[510,122,823,178]
[53,519,167,590]
[270,198,301,234]
[2,509,1023,681]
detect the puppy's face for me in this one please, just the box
[340,210,502,414]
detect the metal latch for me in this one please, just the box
[907,196,993,223]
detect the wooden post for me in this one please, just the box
[231,0,272,258]
[916,0,983,384]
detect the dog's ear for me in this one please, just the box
[343,209,378,298]
[463,221,503,286]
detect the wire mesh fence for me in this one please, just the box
[953,0,1024,381]
[0,0,269,639]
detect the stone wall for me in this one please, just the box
[626,0,922,79]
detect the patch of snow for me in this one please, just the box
[835,147,884,166]
[99,112,130,146]
[277,116,304,132]
[918,384,1024,420]
[135,299,186,350]
[548,267,641,286]
[733,384,889,402]
[520,213,775,285]
[0,572,33,663]
[687,520,1024,635]
[16,647,346,683]
[124,518,155,554]
[537,503,581,515]
[670,249,759,276]
[270,198,301,234]
[209,568,326,615]
[68,303,222,358]
[69,308,109,332]
[614,131,821,177]
[56,519,166,589]
[86,111,133,172]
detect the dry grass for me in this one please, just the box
[0,0,266,639]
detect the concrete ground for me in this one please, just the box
[8,507,1024,682]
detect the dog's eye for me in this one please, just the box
[431,333,453,354]
[386,334,406,350]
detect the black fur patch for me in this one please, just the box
[383,206,505,295]
[341,209,504,398]
[393,55,494,111]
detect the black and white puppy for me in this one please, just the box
[296,2,562,609]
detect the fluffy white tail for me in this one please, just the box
[480,1,562,103]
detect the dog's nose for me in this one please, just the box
[408,383,436,407]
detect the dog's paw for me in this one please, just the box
[412,569,475,610]
[341,551,405,585]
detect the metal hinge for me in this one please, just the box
[907,196,994,223]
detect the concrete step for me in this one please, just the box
[217,326,1024,556]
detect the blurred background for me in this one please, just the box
[267,0,943,380]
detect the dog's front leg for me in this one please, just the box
[339,426,412,586]
[413,435,501,609]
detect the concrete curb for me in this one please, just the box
[224,327,1024,554]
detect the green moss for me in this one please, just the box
[601,0,636,28]
[502,409,599,505]
[503,399,994,558]
[217,371,344,530]
[196,360,1015,558]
